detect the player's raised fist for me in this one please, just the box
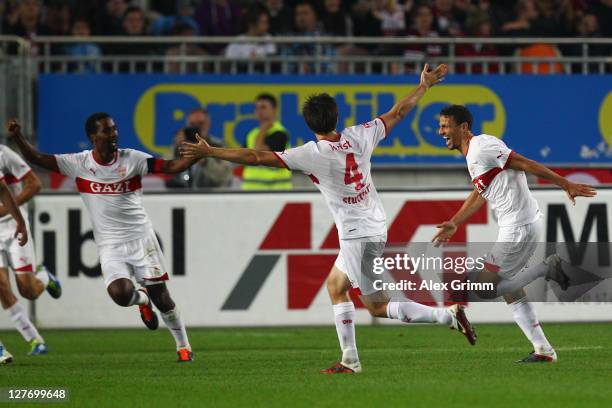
[421,63,448,89]
[14,220,28,246]
[6,118,21,136]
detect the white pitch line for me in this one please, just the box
[359,345,606,354]
[554,346,604,351]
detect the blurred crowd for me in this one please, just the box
[0,0,611,73]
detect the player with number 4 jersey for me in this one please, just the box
[181,64,477,373]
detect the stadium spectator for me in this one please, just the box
[242,93,292,190]
[95,0,128,35]
[3,0,50,56]
[3,0,47,55]
[456,11,500,74]
[266,0,294,35]
[321,0,352,37]
[564,13,610,73]
[150,0,180,16]
[350,0,383,40]
[194,0,241,53]
[503,1,571,74]
[593,0,612,37]
[322,0,371,74]
[121,5,148,36]
[167,108,231,188]
[488,0,517,35]
[109,6,156,72]
[150,0,199,36]
[0,0,607,73]
[517,43,564,74]
[164,22,208,73]
[432,0,466,36]
[372,0,406,37]
[531,0,570,36]
[280,1,335,74]
[403,4,443,73]
[224,5,276,60]
[45,0,71,36]
[500,0,539,37]
[64,17,102,73]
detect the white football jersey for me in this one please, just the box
[277,117,387,239]
[0,145,32,224]
[466,134,539,227]
[55,149,153,246]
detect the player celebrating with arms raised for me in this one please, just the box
[7,115,198,362]
[432,105,596,363]
[181,64,477,373]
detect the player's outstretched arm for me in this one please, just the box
[150,157,200,174]
[379,64,447,132]
[0,181,27,246]
[6,119,60,172]
[507,152,597,205]
[179,134,285,168]
[432,189,485,246]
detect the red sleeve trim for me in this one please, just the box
[4,169,33,185]
[503,151,514,170]
[377,116,389,139]
[152,158,164,174]
[15,264,34,272]
[272,152,290,169]
[484,262,500,273]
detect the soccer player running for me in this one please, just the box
[0,161,31,365]
[181,64,477,374]
[7,115,196,362]
[0,145,62,356]
[432,105,597,363]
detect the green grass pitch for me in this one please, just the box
[1,323,611,407]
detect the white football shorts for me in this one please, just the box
[98,229,169,287]
[485,217,543,279]
[0,217,36,273]
[334,233,387,296]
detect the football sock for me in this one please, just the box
[495,261,549,296]
[7,302,44,344]
[510,297,553,353]
[386,301,452,325]
[161,309,191,350]
[333,302,359,364]
[35,267,50,288]
[127,289,149,306]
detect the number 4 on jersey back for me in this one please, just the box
[344,153,365,191]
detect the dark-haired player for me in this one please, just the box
[181,64,477,373]
[7,116,197,362]
[432,104,596,363]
